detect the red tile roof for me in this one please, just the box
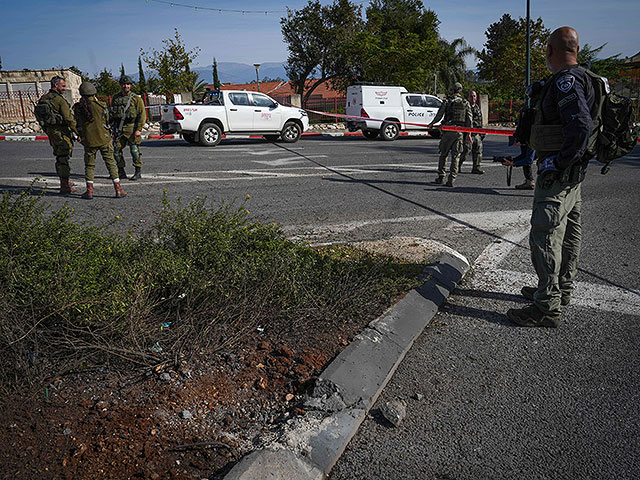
[208,80,344,99]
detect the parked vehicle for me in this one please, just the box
[345,84,443,140]
[160,90,309,146]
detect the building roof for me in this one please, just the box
[208,80,344,99]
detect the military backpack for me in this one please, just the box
[34,94,63,128]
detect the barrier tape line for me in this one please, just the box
[303,108,517,136]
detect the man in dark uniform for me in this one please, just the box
[507,26,595,327]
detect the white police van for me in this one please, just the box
[345,84,442,140]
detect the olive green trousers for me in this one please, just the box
[437,131,463,180]
[83,143,119,182]
[529,177,582,315]
[460,133,483,169]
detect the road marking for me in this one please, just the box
[471,225,640,315]
[284,210,532,237]
[253,155,327,166]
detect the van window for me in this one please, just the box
[424,96,442,108]
[228,93,250,106]
[406,95,423,107]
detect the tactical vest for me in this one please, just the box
[34,93,64,127]
[110,93,137,122]
[529,67,602,155]
[446,96,467,125]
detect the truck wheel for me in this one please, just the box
[380,121,400,141]
[428,129,441,139]
[264,134,280,141]
[281,121,302,143]
[362,129,379,139]
[183,132,197,144]
[198,123,222,146]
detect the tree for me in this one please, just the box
[140,28,201,100]
[91,69,121,96]
[281,0,364,103]
[136,56,148,97]
[212,57,221,90]
[436,38,476,94]
[578,43,625,81]
[119,63,126,80]
[477,14,550,98]
[355,0,441,92]
[68,65,89,81]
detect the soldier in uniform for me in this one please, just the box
[507,26,595,327]
[428,82,472,187]
[35,76,78,194]
[110,75,147,180]
[73,82,127,199]
[459,90,484,174]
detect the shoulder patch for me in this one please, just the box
[556,74,575,93]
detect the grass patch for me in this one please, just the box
[0,192,424,391]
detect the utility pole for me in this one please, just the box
[525,0,531,107]
[253,63,261,92]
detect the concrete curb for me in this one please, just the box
[224,248,470,480]
[0,131,434,142]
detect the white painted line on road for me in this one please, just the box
[284,209,532,236]
[253,155,327,166]
[471,224,640,315]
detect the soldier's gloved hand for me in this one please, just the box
[538,155,559,188]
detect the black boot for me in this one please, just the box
[130,167,142,181]
[118,168,127,180]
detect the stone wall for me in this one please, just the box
[0,121,162,135]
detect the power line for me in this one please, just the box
[147,0,286,15]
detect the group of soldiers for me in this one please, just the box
[428,82,485,187]
[36,74,146,199]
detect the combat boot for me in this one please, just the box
[521,286,571,306]
[433,176,445,184]
[471,167,485,174]
[515,180,535,190]
[445,177,455,187]
[113,181,127,198]
[506,304,561,328]
[130,167,142,181]
[81,182,94,200]
[59,177,77,195]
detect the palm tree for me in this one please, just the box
[436,38,476,94]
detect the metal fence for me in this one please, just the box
[488,99,526,123]
[0,91,40,122]
[303,97,346,123]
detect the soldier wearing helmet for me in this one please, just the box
[428,82,472,187]
[73,81,127,199]
[110,74,147,180]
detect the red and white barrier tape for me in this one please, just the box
[303,108,516,136]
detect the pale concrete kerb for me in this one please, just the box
[224,239,470,480]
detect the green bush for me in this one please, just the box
[0,192,423,390]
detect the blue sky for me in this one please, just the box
[2,0,638,76]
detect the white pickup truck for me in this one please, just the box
[345,84,443,140]
[160,90,309,146]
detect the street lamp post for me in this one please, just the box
[253,63,261,92]
[525,0,531,107]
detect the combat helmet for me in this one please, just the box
[79,81,97,96]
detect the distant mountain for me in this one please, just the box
[192,62,288,85]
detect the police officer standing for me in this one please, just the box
[428,82,472,187]
[110,75,147,180]
[459,90,484,174]
[73,82,127,199]
[35,76,79,194]
[507,26,595,327]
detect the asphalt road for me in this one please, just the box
[2,135,639,479]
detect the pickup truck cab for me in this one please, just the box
[161,90,309,146]
[345,84,442,140]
